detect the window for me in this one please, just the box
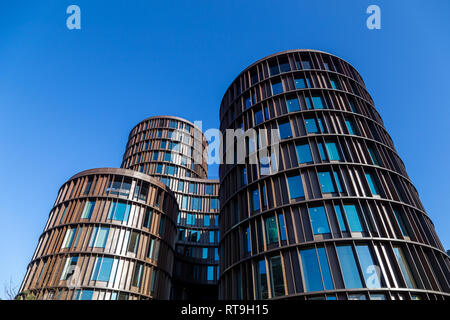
[209,231,215,243]
[312,95,324,109]
[302,59,311,69]
[296,143,313,164]
[207,266,214,281]
[269,60,279,76]
[278,214,287,241]
[393,209,409,237]
[244,227,251,253]
[256,259,268,299]
[84,177,93,195]
[294,78,306,89]
[178,181,185,191]
[131,263,143,288]
[108,201,131,222]
[308,206,330,234]
[304,118,318,133]
[62,228,76,248]
[252,109,263,125]
[318,142,327,160]
[334,205,347,232]
[330,77,340,90]
[318,171,336,193]
[244,95,251,109]
[134,183,148,201]
[74,290,93,300]
[278,121,293,139]
[81,201,95,219]
[165,165,177,175]
[163,152,171,162]
[269,256,285,297]
[202,247,208,259]
[143,208,153,229]
[287,174,304,199]
[393,246,416,288]
[60,256,78,280]
[279,58,290,72]
[286,98,300,112]
[264,215,278,244]
[343,205,363,232]
[336,245,363,289]
[189,183,197,194]
[91,257,114,282]
[345,118,357,135]
[365,172,380,195]
[300,247,333,292]
[210,198,219,210]
[305,96,312,109]
[250,187,260,213]
[127,231,140,253]
[241,167,247,186]
[356,245,382,288]
[89,227,109,248]
[271,80,283,95]
[333,171,343,192]
[325,142,341,161]
[368,146,381,166]
[152,151,159,160]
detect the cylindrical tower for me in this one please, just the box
[121,116,220,299]
[18,168,178,300]
[218,50,450,300]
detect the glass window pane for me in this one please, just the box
[295,78,306,89]
[325,142,341,161]
[300,248,323,292]
[343,204,363,232]
[278,214,287,241]
[334,205,347,232]
[345,118,356,135]
[272,81,283,95]
[318,142,327,160]
[269,256,285,297]
[256,259,269,299]
[95,227,109,248]
[287,175,304,199]
[317,247,334,290]
[393,209,409,237]
[356,245,382,288]
[296,143,313,164]
[318,172,335,193]
[336,246,363,289]
[393,246,416,289]
[309,206,330,234]
[264,215,278,244]
[365,173,380,195]
[305,118,318,133]
[312,96,324,109]
[333,171,343,192]
[286,98,300,112]
[278,121,293,139]
[251,187,260,212]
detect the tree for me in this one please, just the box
[4,278,18,300]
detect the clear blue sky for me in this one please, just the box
[0,0,449,297]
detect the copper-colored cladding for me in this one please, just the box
[218,50,450,300]
[120,116,220,299]
[18,168,178,300]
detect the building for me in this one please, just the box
[17,116,219,300]
[18,168,179,300]
[120,116,220,299]
[218,49,450,300]
[18,49,450,300]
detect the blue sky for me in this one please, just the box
[0,0,449,297]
